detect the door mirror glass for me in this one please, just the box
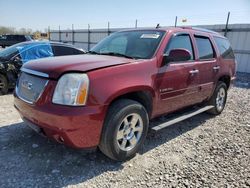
[162,48,191,65]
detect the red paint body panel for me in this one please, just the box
[14,27,236,148]
[14,81,107,148]
[24,54,137,79]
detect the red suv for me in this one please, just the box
[14,27,236,161]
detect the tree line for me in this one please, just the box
[0,26,44,35]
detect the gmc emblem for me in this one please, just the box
[21,80,33,90]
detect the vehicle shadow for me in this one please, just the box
[0,112,213,187]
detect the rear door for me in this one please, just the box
[192,34,218,101]
[155,32,200,115]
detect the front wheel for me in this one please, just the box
[99,99,149,161]
[207,81,227,115]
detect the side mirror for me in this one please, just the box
[162,48,191,65]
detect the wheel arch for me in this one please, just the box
[106,86,155,118]
[217,75,231,89]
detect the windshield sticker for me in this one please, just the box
[140,34,160,39]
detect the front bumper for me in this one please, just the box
[14,93,107,149]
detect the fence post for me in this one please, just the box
[59,25,61,42]
[88,24,90,51]
[48,26,50,41]
[175,16,178,27]
[135,19,138,28]
[72,24,74,45]
[224,12,230,37]
[108,22,111,36]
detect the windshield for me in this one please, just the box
[0,43,30,59]
[90,30,165,59]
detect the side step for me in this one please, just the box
[151,105,214,132]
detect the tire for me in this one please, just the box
[207,81,227,115]
[99,99,149,161]
[0,74,8,95]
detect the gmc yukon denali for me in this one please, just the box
[14,27,236,161]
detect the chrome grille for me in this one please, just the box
[16,72,48,104]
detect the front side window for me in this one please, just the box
[164,34,194,60]
[214,37,235,59]
[195,36,215,60]
[91,30,165,59]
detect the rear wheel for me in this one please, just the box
[0,74,8,95]
[207,81,227,115]
[99,99,149,161]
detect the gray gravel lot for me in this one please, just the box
[0,74,249,188]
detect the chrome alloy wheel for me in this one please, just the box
[216,87,226,111]
[116,113,143,151]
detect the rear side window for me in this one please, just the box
[214,37,235,59]
[165,34,194,60]
[195,36,215,60]
[52,45,83,56]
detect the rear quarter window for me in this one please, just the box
[195,36,215,60]
[214,36,235,59]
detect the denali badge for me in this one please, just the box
[21,80,33,90]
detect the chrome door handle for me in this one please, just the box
[213,66,220,70]
[189,69,199,75]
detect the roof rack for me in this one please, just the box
[188,27,219,34]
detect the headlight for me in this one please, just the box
[52,73,89,106]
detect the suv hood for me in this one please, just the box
[22,54,137,79]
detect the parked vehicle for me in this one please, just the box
[14,27,236,161]
[0,41,85,94]
[0,34,33,48]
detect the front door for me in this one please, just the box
[155,33,200,116]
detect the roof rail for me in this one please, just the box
[190,27,219,34]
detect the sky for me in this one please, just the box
[0,0,250,31]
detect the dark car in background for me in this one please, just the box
[0,34,33,48]
[0,41,85,94]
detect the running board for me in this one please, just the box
[151,105,214,132]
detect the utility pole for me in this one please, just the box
[59,25,61,42]
[88,24,90,51]
[175,16,178,27]
[108,22,110,35]
[224,12,230,37]
[48,26,50,41]
[72,24,74,45]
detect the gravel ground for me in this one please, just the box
[0,74,249,188]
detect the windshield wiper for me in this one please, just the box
[99,52,135,59]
